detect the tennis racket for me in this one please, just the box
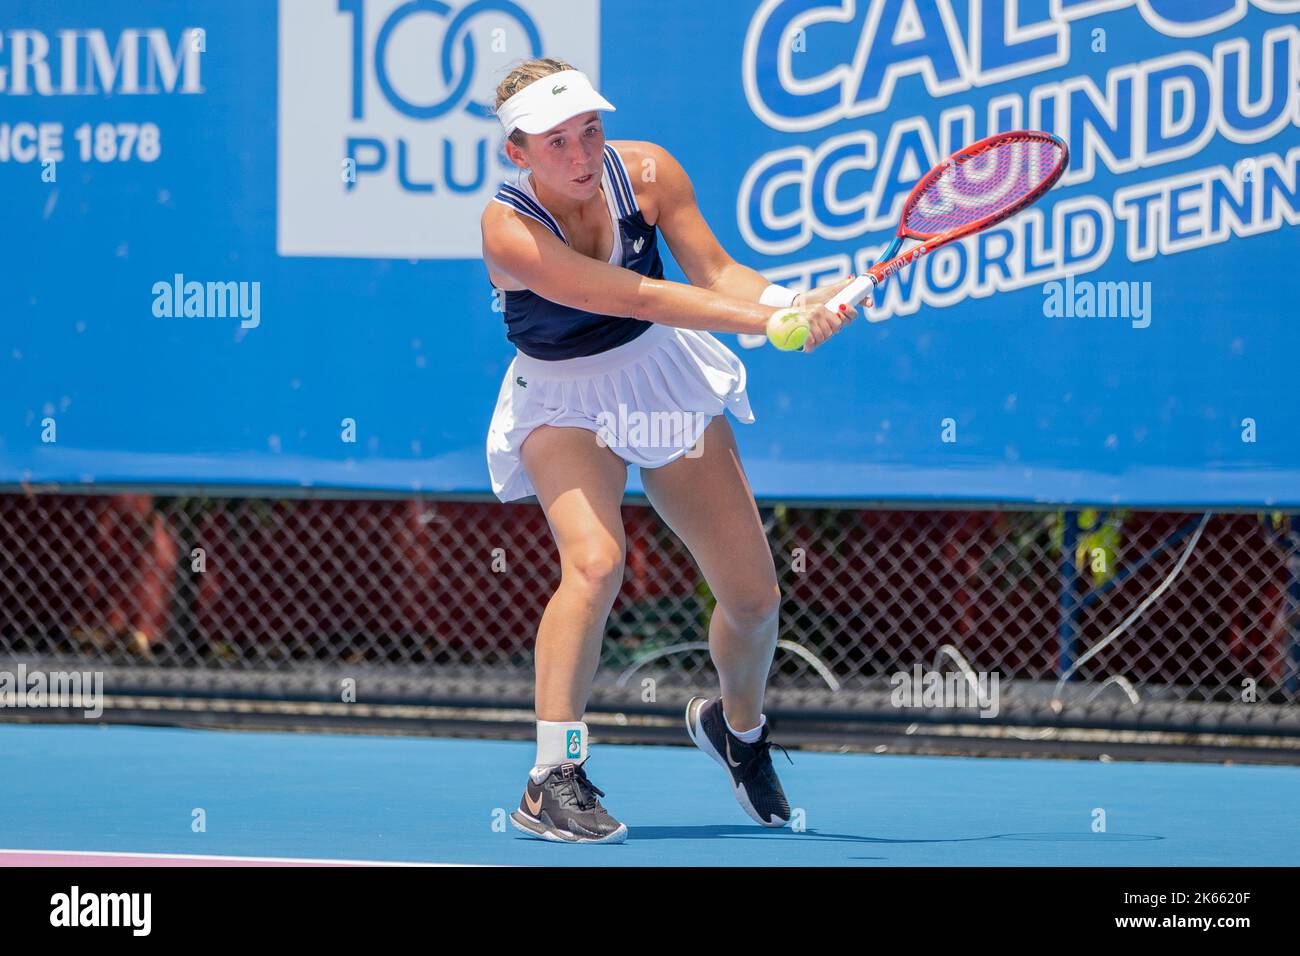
[826,130,1069,320]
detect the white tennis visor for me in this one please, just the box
[496,69,616,136]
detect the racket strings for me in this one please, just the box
[906,136,1064,236]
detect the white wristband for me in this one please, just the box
[759,283,799,308]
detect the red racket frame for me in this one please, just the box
[826,130,1069,315]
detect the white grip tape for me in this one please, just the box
[826,274,877,312]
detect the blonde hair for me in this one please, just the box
[495,57,576,147]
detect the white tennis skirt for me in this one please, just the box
[486,322,755,502]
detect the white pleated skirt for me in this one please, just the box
[486,323,755,502]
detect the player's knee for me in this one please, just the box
[720,581,781,630]
[566,547,625,595]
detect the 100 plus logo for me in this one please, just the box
[278,0,600,259]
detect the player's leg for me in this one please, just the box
[523,424,628,721]
[639,415,792,826]
[641,415,779,728]
[509,424,629,843]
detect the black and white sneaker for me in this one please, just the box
[509,759,628,844]
[686,696,792,827]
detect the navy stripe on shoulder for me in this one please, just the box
[603,144,639,217]
[491,194,564,242]
[491,193,557,235]
[600,145,627,217]
[495,185,566,241]
[498,184,560,231]
[601,152,626,218]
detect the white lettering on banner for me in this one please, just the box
[740,27,1300,253]
[736,1,1300,318]
[277,0,599,259]
[742,147,1298,334]
[1113,147,1300,260]
[0,29,203,94]
[743,0,1300,130]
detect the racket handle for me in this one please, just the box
[826,274,877,312]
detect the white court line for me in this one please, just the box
[0,848,485,867]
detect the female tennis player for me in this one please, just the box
[482,58,859,844]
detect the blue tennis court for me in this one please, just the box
[5,0,1300,878]
[2,723,1296,867]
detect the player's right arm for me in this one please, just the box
[482,205,800,339]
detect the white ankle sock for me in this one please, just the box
[723,709,766,743]
[532,719,588,781]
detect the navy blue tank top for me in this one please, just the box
[489,143,661,360]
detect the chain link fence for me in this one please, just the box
[2,491,1298,744]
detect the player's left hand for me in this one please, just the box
[794,275,861,352]
[797,274,873,316]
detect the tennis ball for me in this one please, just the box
[766,309,810,351]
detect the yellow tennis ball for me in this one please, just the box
[766,309,810,351]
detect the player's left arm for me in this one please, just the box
[636,141,768,299]
[637,141,857,319]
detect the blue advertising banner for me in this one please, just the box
[2,0,1298,506]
